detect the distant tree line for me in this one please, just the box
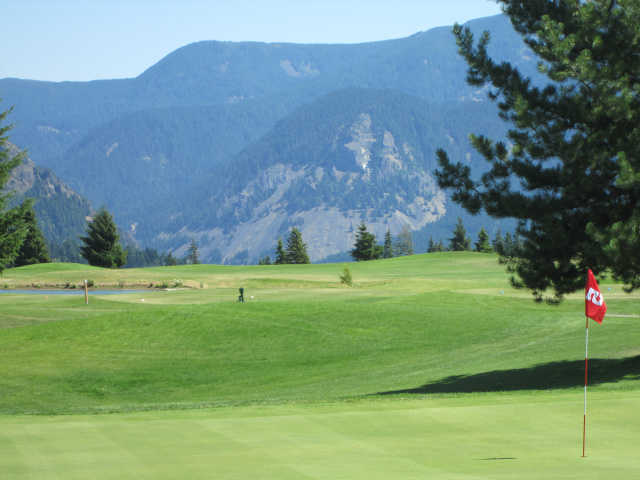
[348,217,522,262]
[349,223,415,262]
[428,217,522,256]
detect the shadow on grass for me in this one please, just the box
[378,356,640,395]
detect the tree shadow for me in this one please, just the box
[378,356,640,395]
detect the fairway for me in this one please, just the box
[1,253,639,478]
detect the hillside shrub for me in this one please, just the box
[339,267,353,287]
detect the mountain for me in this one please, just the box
[0,14,532,262]
[48,97,296,234]
[3,143,92,254]
[150,88,509,263]
[1,14,532,165]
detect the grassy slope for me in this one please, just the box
[1,253,638,415]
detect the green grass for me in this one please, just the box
[1,253,639,478]
[2,393,639,479]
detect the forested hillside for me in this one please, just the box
[3,143,91,258]
[149,88,510,263]
[0,14,530,262]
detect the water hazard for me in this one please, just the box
[0,289,146,295]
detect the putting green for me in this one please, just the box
[2,391,638,479]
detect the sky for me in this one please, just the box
[2,0,503,82]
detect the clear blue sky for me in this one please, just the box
[2,0,502,82]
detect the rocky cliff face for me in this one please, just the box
[157,90,461,263]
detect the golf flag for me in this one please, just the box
[585,269,606,324]
[582,269,606,457]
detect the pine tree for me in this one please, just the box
[436,1,640,298]
[187,239,200,264]
[383,229,393,258]
[0,105,29,274]
[394,224,414,256]
[165,252,177,266]
[14,200,50,266]
[492,229,505,256]
[274,238,286,264]
[503,232,515,257]
[449,217,471,251]
[474,227,492,253]
[427,237,446,253]
[79,208,127,268]
[427,236,436,253]
[258,255,272,265]
[351,223,382,261]
[285,228,310,264]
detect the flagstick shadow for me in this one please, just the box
[377,356,640,395]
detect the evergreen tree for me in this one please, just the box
[436,1,640,298]
[122,244,166,268]
[427,236,436,253]
[285,228,310,264]
[427,237,446,253]
[0,105,29,274]
[14,200,50,266]
[383,229,393,258]
[449,217,471,251]
[79,208,127,268]
[492,229,505,256]
[165,252,178,266]
[187,239,200,264]
[394,224,414,256]
[274,238,286,264]
[258,255,272,265]
[351,223,382,261]
[503,232,515,257]
[474,227,492,253]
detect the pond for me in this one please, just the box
[0,289,147,295]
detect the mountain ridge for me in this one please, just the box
[1,14,529,263]
[151,88,507,263]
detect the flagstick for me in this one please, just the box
[582,316,589,458]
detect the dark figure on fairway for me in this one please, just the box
[238,288,245,303]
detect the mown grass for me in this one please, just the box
[1,392,639,479]
[2,253,639,479]
[1,253,638,415]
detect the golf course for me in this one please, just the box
[1,252,639,478]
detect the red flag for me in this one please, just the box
[585,269,606,324]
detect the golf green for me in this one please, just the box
[2,391,638,479]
